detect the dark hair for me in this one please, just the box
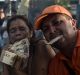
[7,15,33,33]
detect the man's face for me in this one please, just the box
[8,19,30,44]
[41,14,76,50]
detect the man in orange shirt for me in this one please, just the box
[34,5,80,75]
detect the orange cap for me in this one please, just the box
[35,5,72,29]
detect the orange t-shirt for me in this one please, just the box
[48,30,80,75]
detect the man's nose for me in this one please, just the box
[49,25,56,33]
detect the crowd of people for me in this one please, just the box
[0,4,80,75]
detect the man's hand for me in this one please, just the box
[37,39,56,59]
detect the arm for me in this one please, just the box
[2,58,28,75]
[31,39,56,75]
[15,71,28,75]
[13,57,28,75]
[37,39,56,58]
[2,64,9,75]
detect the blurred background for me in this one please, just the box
[0,0,79,26]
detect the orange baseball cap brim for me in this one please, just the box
[34,5,72,30]
[34,14,48,29]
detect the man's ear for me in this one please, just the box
[72,19,77,30]
[72,19,77,27]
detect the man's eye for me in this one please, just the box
[9,29,16,33]
[52,20,63,26]
[41,24,48,32]
[43,26,48,31]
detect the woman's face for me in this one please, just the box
[8,19,30,44]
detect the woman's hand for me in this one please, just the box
[13,56,28,75]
